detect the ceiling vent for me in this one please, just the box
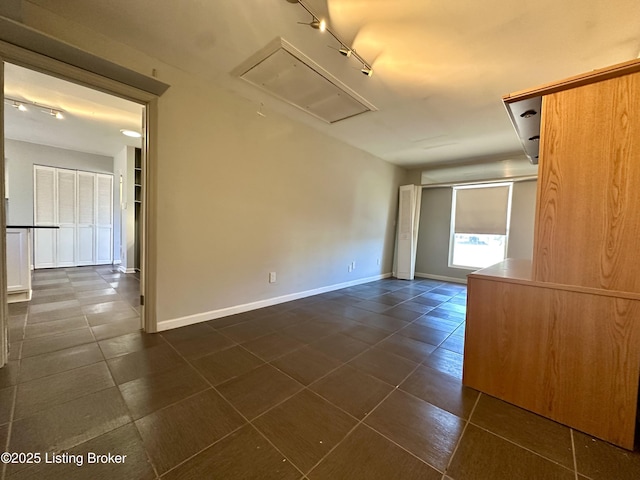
[232,37,376,123]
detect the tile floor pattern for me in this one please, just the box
[1,268,639,479]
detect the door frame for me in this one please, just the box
[0,39,163,365]
[0,58,7,367]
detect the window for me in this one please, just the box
[449,183,513,269]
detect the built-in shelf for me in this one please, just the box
[134,148,141,271]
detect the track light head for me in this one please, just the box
[292,0,373,78]
[11,101,27,112]
[308,18,326,31]
[298,17,326,31]
[361,66,373,77]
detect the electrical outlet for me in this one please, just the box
[377,258,380,266]
[351,261,356,270]
[269,272,277,283]
[348,265,352,273]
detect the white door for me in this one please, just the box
[96,173,113,264]
[56,168,77,266]
[34,165,57,268]
[395,185,422,280]
[77,171,96,266]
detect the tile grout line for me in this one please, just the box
[8,275,461,479]
[440,391,481,479]
[158,336,307,479]
[571,429,579,480]
[466,419,578,473]
[6,267,150,478]
[206,279,467,456]
[2,309,26,480]
[86,268,162,480]
[0,381,18,480]
[156,286,450,477]
[299,342,447,477]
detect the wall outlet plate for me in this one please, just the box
[269,272,277,283]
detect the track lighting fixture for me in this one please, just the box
[5,96,65,119]
[11,101,27,111]
[288,0,373,78]
[299,17,326,32]
[45,109,64,119]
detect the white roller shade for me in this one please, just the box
[454,184,511,235]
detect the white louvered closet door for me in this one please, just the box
[96,174,113,264]
[34,166,57,268]
[56,168,77,267]
[77,171,96,266]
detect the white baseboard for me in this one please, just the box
[7,289,32,303]
[157,272,392,332]
[414,272,468,285]
[118,266,136,274]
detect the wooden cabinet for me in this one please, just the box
[533,73,640,292]
[464,59,640,449]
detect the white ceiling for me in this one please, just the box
[7,0,640,171]
[4,63,143,157]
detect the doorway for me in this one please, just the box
[2,61,148,365]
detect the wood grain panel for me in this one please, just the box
[463,276,640,449]
[533,72,640,293]
[503,57,640,103]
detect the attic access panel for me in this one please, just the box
[233,38,376,123]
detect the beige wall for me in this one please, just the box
[20,7,408,324]
[415,180,537,281]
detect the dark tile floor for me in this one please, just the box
[2,268,640,479]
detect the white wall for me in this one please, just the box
[415,180,537,281]
[21,8,409,325]
[113,146,136,270]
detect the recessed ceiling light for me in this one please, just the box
[120,129,142,138]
